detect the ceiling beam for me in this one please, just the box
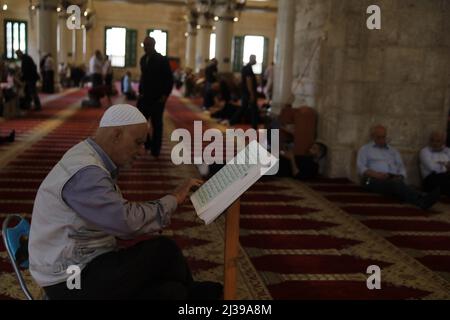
[92,0,277,13]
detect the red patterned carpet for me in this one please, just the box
[0,90,86,148]
[1,91,450,299]
[307,178,450,282]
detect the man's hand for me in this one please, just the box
[171,179,203,205]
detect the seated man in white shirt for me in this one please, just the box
[420,131,450,195]
[357,125,439,210]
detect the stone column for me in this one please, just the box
[36,0,58,60]
[71,29,77,63]
[195,14,213,72]
[82,26,87,62]
[185,19,197,69]
[55,15,70,91]
[71,29,85,65]
[57,15,70,64]
[272,0,296,115]
[214,7,234,73]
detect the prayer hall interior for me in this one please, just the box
[1,0,450,300]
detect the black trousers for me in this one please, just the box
[424,172,450,194]
[362,177,423,207]
[125,91,137,100]
[91,73,103,89]
[137,97,165,156]
[44,237,198,300]
[104,74,113,96]
[230,95,259,129]
[43,71,54,93]
[24,81,41,110]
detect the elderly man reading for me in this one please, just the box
[29,104,223,300]
[357,125,439,210]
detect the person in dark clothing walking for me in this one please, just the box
[137,36,174,157]
[16,50,41,111]
[230,55,259,129]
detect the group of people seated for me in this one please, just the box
[357,125,441,210]
[278,124,445,211]
[58,62,87,89]
[176,57,273,129]
[175,61,446,212]
[204,57,271,128]
[82,50,115,107]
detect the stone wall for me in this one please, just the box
[292,0,450,185]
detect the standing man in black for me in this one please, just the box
[137,36,174,157]
[203,58,218,109]
[16,50,41,111]
[230,54,258,129]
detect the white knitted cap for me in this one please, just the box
[99,104,147,128]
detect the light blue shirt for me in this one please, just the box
[357,142,407,178]
[123,75,131,93]
[419,146,450,178]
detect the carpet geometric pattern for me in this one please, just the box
[307,178,450,283]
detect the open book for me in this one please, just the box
[190,140,278,225]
